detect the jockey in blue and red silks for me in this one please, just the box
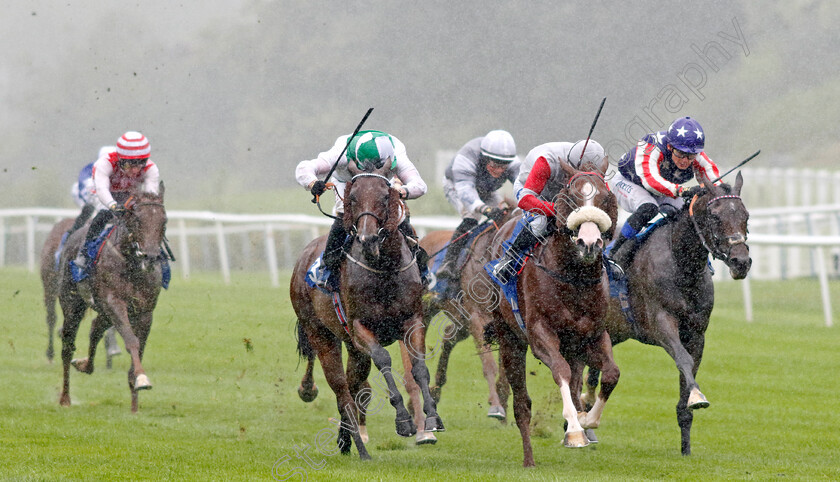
[606,116,721,269]
[72,131,161,272]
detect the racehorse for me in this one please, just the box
[57,185,168,413]
[581,170,751,456]
[40,217,120,366]
[290,162,444,460]
[417,209,518,421]
[483,163,620,467]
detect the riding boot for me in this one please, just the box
[73,209,113,270]
[318,219,347,291]
[437,218,479,282]
[398,218,431,286]
[491,219,539,285]
[606,203,658,271]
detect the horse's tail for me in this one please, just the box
[295,319,314,360]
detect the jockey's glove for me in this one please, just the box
[310,180,327,197]
[482,205,506,222]
[109,202,126,215]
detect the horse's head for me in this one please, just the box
[120,184,167,270]
[552,162,617,260]
[344,163,401,261]
[690,170,752,279]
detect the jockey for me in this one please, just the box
[72,132,161,271]
[67,146,116,237]
[606,116,721,269]
[490,139,606,284]
[295,130,429,291]
[436,130,520,290]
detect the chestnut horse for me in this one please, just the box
[483,163,619,467]
[58,186,168,412]
[581,170,752,456]
[416,210,518,421]
[40,217,119,365]
[290,162,444,460]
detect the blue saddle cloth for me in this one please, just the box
[306,254,333,295]
[428,220,494,299]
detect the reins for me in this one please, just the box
[688,193,746,262]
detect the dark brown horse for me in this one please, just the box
[290,163,444,460]
[483,163,620,467]
[416,211,519,422]
[40,217,120,366]
[581,170,751,456]
[58,185,168,413]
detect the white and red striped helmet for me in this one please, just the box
[116,131,151,159]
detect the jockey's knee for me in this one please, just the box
[627,203,658,230]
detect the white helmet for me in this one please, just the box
[480,130,516,163]
[567,139,606,171]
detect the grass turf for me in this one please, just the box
[1,268,838,480]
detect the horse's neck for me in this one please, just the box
[669,214,711,276]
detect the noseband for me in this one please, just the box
[688,194,746,262]
[348,173,392,238]
[122,201,166,263]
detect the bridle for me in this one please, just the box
[120,201,167,266]
[688,193,747,262]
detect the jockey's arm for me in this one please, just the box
[295,136,348,190]
[517,156,555,216]
[693,152,722,185]
[392,147,426,199]
[92,159,117,208]
[451,155,485,214]
[141,163,161,194]
[634,144,682,198]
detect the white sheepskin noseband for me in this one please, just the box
[566,206,612,232]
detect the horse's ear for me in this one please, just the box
[560,159,578,181]
[374,161,391,177]
[582,155,609,176]
[347,161,361,177]
[734,171,743,196]
[692,165,707,189]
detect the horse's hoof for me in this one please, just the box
[359,425,369,444]
[577,410,600,429]
[487,405,506,420]
[59,394,71,407]
[71,358,93,374]
[688,388,710,410]
[135,374,152,390]
[395,418,417,437]
[430,385,442,403]
[424,414,445,433]
[563,430,590,448]
[297,383,319,402]
[584,428,598,444]
[415,431,437,445]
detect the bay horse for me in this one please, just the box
[40,217,119,365]
[57,185,168,413]
[581,170,751,456]
[290,162,444,460]
[416,209,518,421]
[483,162,619,467]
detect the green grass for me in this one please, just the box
[1,268,838,481]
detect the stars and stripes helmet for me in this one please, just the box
[666,117,705,154]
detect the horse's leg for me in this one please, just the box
[344,346,372,445]
[70,314,109,374]
[58,296,86,407]
[495,350,510,417]
[44,281,58,362]
[430,320,468,403]
[468,313,505,420]
[102,298,150,403]
[497,321,534,467]
[311,331,370,460]
[351,320,417,437]
[677,334,707,456]
[127,311,154,413]
[403,314,445,434]
[297,355,319,402]
[654,312,708,410]
[527,321,589,448]
[581,367,601,412]
[399,341,437,445]
[104,326,121,369]
[578,331,620,432]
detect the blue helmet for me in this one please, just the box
[666,117,705,154]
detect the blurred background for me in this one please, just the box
[2,0,838,212]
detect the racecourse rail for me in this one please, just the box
[3,168,840,326]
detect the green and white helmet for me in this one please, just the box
[347,130,397,170]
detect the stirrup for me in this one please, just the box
[492,257,517,284]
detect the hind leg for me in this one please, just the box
[297,355,319,402]
[71,314,110,374]
[104,326,121,369]
[468,312,505,420]
[58,295,87,407]
[44,287,59,362]
[403,314,445,434]
[677,334,707,456]
[497,321,535,467]
[577,332,620,431]
[345,346,373,445]
[399,341,437,445]
[429,315,468,403]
